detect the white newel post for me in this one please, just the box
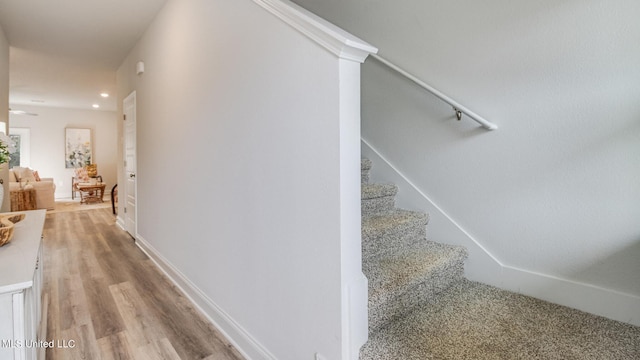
[253,1,377,358]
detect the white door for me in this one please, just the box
[123,91,137,238]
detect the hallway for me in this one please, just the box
[42,208,244,360]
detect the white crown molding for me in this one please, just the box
[253,0,378,62]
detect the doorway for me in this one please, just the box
[123,91,137,238]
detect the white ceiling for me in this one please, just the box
[0,0,168,112]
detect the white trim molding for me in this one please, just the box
[253,0,377,62]
[135,235,278,360]
[501,266,640,326]
[115,216,125,232]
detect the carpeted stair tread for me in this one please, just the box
[363,241,467,332]
[360,279,640,359]
[362,210,429,260]
[364,241,467,306]
[362,209,428,235]
[361,183,397,199]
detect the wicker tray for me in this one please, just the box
[0,213,26,247]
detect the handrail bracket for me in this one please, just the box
[454,107,463,121]
[369,54,498,130]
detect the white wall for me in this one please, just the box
[0,25,9,212]
[117,0,372,358]
[9,105,117,198]
[293,0,640,324]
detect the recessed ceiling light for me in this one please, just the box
[30,99,45,103]
[100,92,109,98]
[9,109,38,116]
[92,104,100,109]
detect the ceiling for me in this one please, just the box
[0,0,168,112]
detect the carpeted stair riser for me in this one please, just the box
[362,210,428,261]
[364,242,467,333]
[361,158,372,184]
[361,196,395,217]
[361,184,398,216]
[361,171,370,184]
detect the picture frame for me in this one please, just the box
[65,128,92,168]
[9,127,31,169]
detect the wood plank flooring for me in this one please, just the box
[42,208,244,360]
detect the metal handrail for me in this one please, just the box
[370,54,498,130]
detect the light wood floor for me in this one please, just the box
[42,208,244,360]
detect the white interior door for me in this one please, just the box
[123,91,137,238]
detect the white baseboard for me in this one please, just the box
[134,235,277,360]
[115,216,125,231]
[361,139,640,327]
[501,265,640,326]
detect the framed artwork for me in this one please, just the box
[9,127,31,169]
[65,128,92,168]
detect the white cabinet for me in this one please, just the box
[0,210,46,360]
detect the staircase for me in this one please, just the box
[359,158,468,356]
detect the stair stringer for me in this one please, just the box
[362,138,640,327]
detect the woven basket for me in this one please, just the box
[0,213,26,247]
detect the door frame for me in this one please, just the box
[121,91,137,239]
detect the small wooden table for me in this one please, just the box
[10,189,38,211]
[75,183,106,204]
